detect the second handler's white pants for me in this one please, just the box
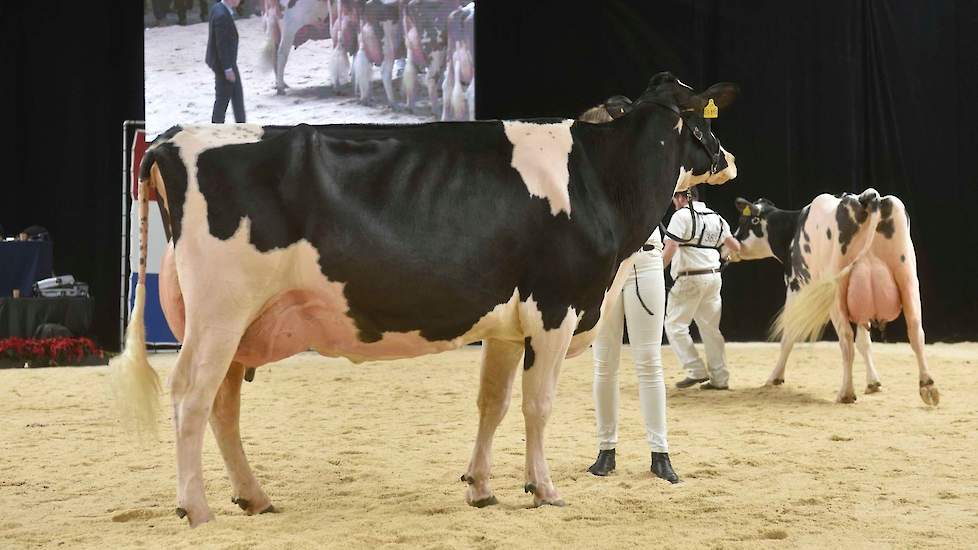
[664,272,729,387]
[592,250,668,453]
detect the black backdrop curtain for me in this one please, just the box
[0,1,975,350]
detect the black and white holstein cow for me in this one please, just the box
[261,0,332,95]
[441,1,474,120]
[402,0,459,115]
[352,0,406,107]
[731,191,939,405]
[110,73,738,527]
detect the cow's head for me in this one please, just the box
[636,72,739,192]
[733,197,778,260]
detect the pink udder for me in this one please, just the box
[846,255,902,325]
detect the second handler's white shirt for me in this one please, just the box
[664,201,731,279]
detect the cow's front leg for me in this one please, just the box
[402,56,418,111]
[440,54,455,121]
[855,325,882,393]
[425,50,444,117]
[461,338,522,508]
[521,311,575,507]
[831,311,857,403]
[210,361,275,516]
[380,21,398,109]
[766,334,794,386]
[171,325,245,527]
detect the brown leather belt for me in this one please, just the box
[676,268,721,278]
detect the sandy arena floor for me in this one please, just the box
[1,342,976,548]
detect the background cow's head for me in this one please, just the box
[637,72,739,191]
[733,197,778,260]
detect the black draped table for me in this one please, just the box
[0,296,94,339]
[0,240,54,298]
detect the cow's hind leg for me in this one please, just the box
[461,338,522,508]
[897,269,939,405]
[766,334,794,386]
[210,361,274,516]
[831,312,857,404]
[521,311,575,507]
[171,326,245,527]
[856,325,882,393]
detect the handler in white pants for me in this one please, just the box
[662,188,741,390]
[588,229,679,483]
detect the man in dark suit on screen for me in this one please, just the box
[205,0,246,123]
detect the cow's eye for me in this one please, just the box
[751,217,760,225]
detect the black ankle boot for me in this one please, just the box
[587,449,616,476]
[651,452,680,483]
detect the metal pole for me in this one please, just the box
[120,120,144,351]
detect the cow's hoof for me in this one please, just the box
[865,382,882,394]
[531,497,567,508]
[919,379,940,406]
[275,88,286,96]
[837,393,857,404]
[468,495,499,508]
[765,378,784,386]
[231,497,250,511]
[244,368,256,382]
[260,504,277,514]
[175,507,213,527]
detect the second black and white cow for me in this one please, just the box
[111,73,738,527]
[731,191,939,405]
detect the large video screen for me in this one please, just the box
[144,0,476,137]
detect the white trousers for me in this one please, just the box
[592,251,668,453]
[664,273,729,386]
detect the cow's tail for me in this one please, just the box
[259,1,281,73]
[109,165,161,437]
[769,262,857,344]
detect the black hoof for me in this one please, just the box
[232,497,250,511]
[244,368,256,382]
[175,507,187,519]
[772,378,785,385]
[587,449,616,476]
[469,495,498,508]
[651,452,680,484]
[260,504,277,514]
[460,474,474,485]
[523,483,537,495]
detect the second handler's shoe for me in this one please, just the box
[676,377,709,389]
[587,449,616,476]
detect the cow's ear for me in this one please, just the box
[697,82,739,110]
[735,197,753,217]
[604,95,634,119]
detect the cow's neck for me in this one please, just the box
[594,110,686,259]
[766,208,803,267]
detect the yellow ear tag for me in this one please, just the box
[704,98,718,119]
[741,206,752,216]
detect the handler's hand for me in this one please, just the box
[224,68,236,83]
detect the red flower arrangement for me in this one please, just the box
[0,337,105,368]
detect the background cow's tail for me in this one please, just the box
[770,263,857,343]
[109,166,161,437]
